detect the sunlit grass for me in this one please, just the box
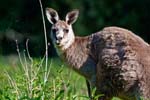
[0,55,124,100]
[0,56,88,100]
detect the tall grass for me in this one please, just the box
[0,55,89,100]
[38,0,49,99]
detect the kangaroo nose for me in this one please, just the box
[57,37,62,41]
[55,36,62,45]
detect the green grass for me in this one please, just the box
[0,55,89,100]
[0,55,122,100]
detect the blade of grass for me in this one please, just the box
[4,70,20,99]
[16,40,26,74]
[25,39,34,98]
[38,0,48,99]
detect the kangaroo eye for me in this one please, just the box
[52,28,58,33]
[63,29,69,33]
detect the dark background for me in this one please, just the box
[0,0,150,57]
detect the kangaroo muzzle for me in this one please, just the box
[55,36,62,45]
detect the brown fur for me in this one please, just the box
[54,21,68,29]
[60,26,150,100]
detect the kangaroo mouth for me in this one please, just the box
[54,36,62,46]
[55,40,61,45]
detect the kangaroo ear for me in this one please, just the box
[65,9,79,25]
[46,8,59,24]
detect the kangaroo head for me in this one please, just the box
[46,8,79,50]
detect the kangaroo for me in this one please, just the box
[45,8,150,100]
